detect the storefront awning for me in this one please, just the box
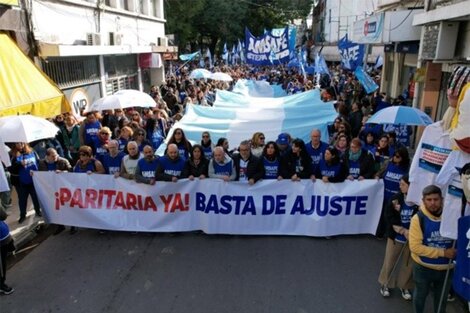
[0,32,71,118]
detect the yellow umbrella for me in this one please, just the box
[0,32,71,118]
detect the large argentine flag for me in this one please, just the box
[231,79,286,98]
[167,89,336,148]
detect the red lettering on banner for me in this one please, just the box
[114,191,127,209]
[85,189,98,208]
[144,197,158,211]
[54,188,161,212]
[170,193,189,212]
[160,194,173,212]
[127,193,137,209]
[70,189,84,208]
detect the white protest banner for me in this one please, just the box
[33,172,384,237]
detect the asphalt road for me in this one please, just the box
[0,231,467,313]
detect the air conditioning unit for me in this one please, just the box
[109,32,123,46]
[421,21,459,61]
[86,33,102,46]
[158,37,168,47]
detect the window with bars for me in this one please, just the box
[105,75,138,95]
[41,57,100,89]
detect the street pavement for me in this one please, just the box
[1,230,467,313]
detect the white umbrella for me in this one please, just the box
[210,72,233,82]
[85,89,156,113]
[0,115,59,143]
[189,68,212,79]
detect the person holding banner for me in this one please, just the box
[316,147,348,183]
[378,175,417,300]
[261,141,283,180]
[156,144,185,182]
[73,145,105,175]
[181,145,209,180]
[305,129,328,178]
[232,140,263,185]
[409,185,456,313]
[344,138,375,181]
[208,147,236,182]
[119,141,142,180]
[281,139,312,181]
[135,145,159,185]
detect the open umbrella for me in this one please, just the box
[210,72,233,82]
[0,115,59,143]
[84,89,156,113]
[367,106,433,126]
[189,68,212,79]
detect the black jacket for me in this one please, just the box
[232,153,264,182]
[181,158,209,178]
[280,153,312,179]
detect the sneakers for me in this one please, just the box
[400,289,412,300]
[380,285,390,297]
[0,284,14,295]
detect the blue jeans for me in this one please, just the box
[413,262,453,313]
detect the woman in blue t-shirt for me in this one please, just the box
[9,142,41,223]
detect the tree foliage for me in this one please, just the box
[164,0,313,54]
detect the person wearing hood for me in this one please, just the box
[156,144,185,182]
[208,146,236,181]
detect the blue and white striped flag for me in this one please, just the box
[179,51,199,61]
[165,88,337,148]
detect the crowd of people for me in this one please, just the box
[0,62,461,312]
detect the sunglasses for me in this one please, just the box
[202,135,209,138]
[259,137,265,140]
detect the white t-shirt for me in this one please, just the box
[407,122,452,205]
[435,150,470,239]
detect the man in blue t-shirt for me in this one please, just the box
[305,129,328,179]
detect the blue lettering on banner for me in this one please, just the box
[195,193,368,217]
[290,195,368,216]
[195,193,257,215]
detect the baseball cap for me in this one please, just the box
[276,133,289,145]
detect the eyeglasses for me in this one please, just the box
[137,133,144,136]
[259,137,265,140]
[79,152,89,156]
[202,135,209,138]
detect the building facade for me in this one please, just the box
[1,0,176,116]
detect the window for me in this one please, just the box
[41,57,100,89]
